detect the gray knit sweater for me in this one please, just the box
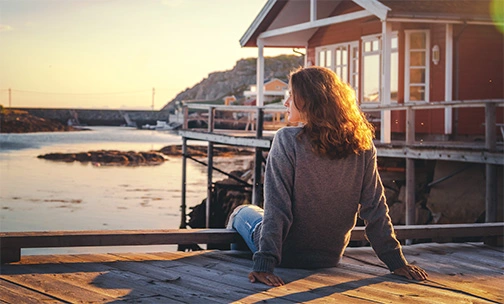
[252,126,407,273]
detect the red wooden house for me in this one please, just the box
[240,0,503,142]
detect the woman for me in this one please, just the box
[229,66,428,286]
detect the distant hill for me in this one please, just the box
[161,54,304,111]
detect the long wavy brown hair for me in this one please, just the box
[289,66,374,159]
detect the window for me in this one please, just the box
[316,35,397,103]
[318,49,332,69]
[361,34,399,103]
[316,42,358,90]
[350,42,359,92]
[405,30,429,102]
[362,36,381,103]
[391,36,398,102]
[334,46,348,83]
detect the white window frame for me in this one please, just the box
[360,32,399,103]
[404,29,430,103]
[390,35,399,102]
[315,41,359,88]
[361,34,382,103]
[349,41,359,92]
[334,45,349,83]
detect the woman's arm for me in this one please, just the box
[358,146,409,270]
[359,146,428,280]
[252,129,295,274]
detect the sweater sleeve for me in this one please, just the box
[358,145,408,271]
[252,129,294,273]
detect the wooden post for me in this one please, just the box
[180,137,187,229]
[1,247,20,264]
[380,21,392,144]
[183,106,189,129]
[485,102,497,223]
[257,39,265,107]
[405,107,416,245]
[252,108,264,206]
[206,107,215,228]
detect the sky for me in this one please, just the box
[0,0,295,110]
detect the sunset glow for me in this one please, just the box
[0,0,294,109]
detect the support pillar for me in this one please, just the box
[444,24,453,135]
[381,21,392,143]
[256,39,265,107]
[252,108,264,206]
[405,107,416,245]
[485,102,497,223]
[180,138,187,229]
[206,107,215,228]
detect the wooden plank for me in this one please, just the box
[377,147,504,165]
[344,243,504,303]
[392,223,504,239]
[1,243,502,303]
[179,130,272,148]
[0,279,61,304]
[320,264,500,304]
[109,254,285,303]
[1,269,116,303]
[0,258,136,301]
[61,253,231,303]
[0,254,193,303]
[153,251,419,303]
[111,251,295,304]
[143,251,370,303]
[338,259,500,304]
[2,224,502,262]
[204,250,472,304]
[0,229,239,248]
[437,243,504,269]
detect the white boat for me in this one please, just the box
[142,120,182,131]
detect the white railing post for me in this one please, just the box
[257,39,265,107]
[381,21,392,143]
[310,0,317,22]
[444,24,453,135]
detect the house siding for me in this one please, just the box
[305,18,501,137]
[264,79,288,91]
[456,24,503,135]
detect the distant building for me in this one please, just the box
[223,95,237,106]
[244,78,288,104]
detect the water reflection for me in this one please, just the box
[0,127,252,255]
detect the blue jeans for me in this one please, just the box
[231,205,264,253]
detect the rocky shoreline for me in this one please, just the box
[0,107,86,133]
[37,145,254,166]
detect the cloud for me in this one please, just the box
[0,25,13,32]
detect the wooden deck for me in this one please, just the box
[1,242,502,303]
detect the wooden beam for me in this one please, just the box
[2,223,503,263]
[376,147,504,165]
[179,130,271,148]
[258,10,373,39]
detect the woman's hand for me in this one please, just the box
[393,264,428,281]
[248,271,285,286]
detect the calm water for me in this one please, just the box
[0,127,250,254]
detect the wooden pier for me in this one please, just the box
[178,100,503,228]
[1,242,502,303]
[1,100,502,303]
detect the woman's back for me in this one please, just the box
[258,126,379,268]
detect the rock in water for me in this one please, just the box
[38,150,167,166]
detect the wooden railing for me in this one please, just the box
[1,223,503,264]
[178,100,503,230]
